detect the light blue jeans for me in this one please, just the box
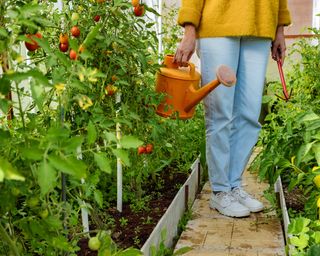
[198,37,271,192]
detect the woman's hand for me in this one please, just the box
[174,24,196,66]
[271,26,286,64]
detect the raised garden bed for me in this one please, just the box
[77,157,203,255]
[274,176,307,255]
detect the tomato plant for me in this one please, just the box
[0,0,205,254]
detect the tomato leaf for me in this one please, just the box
[20,147,43,160]
[37,161,57,196]
[0,157,25,182]
[0,98,10,114]
[119,135,143,149]
[94,190,103,208]
[62,136,84,153]
[48,155,87,179]
[31,83,45,112]
[83,24,102,47]
[104,132,117,142]
[112,149,130,166]
[93,153,112,174]
[87,121,97,145]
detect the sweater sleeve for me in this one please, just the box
[278,0,291,26]
[177,0,205,28]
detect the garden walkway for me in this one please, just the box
[174,150,286,256]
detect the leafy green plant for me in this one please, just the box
[252,28,320,255]
[119,217,128,228]
[288,217,320,256]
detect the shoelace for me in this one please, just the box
[217,191,237,203]
[233,188,252,199]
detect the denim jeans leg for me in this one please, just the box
[228,38,271,188]
[198,37,240,192]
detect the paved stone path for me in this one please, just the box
[174,152,286,256]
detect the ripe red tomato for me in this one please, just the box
[138,146,146,155]
[59,43,69,52]
[94,15,101,22]
[145,144,153,154]
[25,32,42,51]
[133,5,145,17]
[59,33,69,44]
[70,49,77,60]
[70,26,80,37]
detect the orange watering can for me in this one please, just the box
[155,55,236,119]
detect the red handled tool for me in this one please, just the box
[276,59,292,101]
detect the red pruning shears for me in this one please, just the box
[276,59,292,101]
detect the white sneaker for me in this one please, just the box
[210,191,250,217]
[231,187,264,213]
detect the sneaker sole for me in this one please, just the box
[248,205,264,213]
[210,201,250,218]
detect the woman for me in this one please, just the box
[174,0,291,217]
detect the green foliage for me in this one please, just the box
[0,0,205,254]
[253,28,320,254]
[288,218,320,255]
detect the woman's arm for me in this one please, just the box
[174,0,204,66]
[174,24,196,66]
[271,25,286,64]
[271,0,291,64]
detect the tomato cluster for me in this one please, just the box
[137,144,153,155]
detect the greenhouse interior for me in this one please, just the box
[0,0,319,255]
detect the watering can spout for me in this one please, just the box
[184,65,236,112]
[155,55,236,119]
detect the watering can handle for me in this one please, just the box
[188,63,196,77]
[163,55,196,75]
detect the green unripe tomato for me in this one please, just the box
[100,249,111,256]
[11,187,21,196]
[88,236,101,251]
[39,209,49,219]
[26,197,39,208]
[71,12,80,21]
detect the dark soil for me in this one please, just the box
[77,166,190,255]
[282,181,306,212]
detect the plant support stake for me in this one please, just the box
[116,92,122,212]
[77,145,89,233]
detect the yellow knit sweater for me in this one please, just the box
[178,0,291,40]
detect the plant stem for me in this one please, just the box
[14,82,26,130]
[0,223,20,256]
